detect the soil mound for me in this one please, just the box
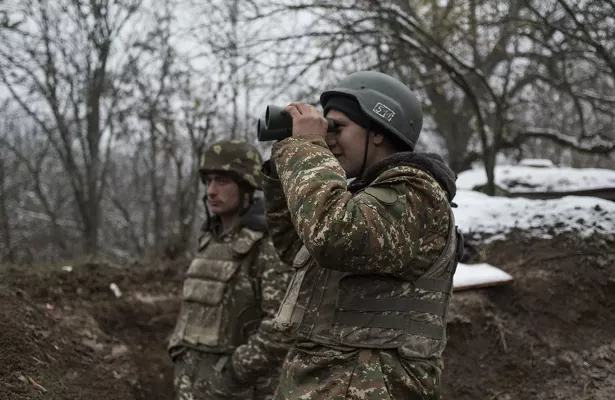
[0,285,135,400]
[1,259,185,400]
[2,234,614,399]
[443,232,615,399]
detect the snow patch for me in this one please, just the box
[457,165,615,193]
[454,190,615,241]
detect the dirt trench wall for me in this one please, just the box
[2,233,614,399]
[442,232,615,399]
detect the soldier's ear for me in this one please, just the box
[371,131,385,145]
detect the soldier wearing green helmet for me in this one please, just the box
[168,139,293,400]
[261,71,464,399]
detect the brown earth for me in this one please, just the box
[1,232,614,400]
[0,261,184,400]
[444,231,615,400]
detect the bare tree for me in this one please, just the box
[184,0,283,140]
[0,143,16,263]
[518,0,615,158]
[0,107,81,262]
[0,125,70,254]
[117,2,222,256]
[253,0,529,192]
[524,0,615,76]
[0,0,144,255]
[128,4,177,252]
[170,73,221,253]
[256,0,615,194]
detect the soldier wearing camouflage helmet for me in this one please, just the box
[261,71,463,399]
[168,139,294,400]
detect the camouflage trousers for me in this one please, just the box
[172,347,278,400]
[273,345,442,400]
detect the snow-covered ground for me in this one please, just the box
[457,163,615,193]
[453,189,615,241]
[452,164,615,289]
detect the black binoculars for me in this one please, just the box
[257,105,339,142]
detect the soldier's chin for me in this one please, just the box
[208,204,225,214]
[337,160,354,178]
[343,167,359,179]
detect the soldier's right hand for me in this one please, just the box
[283,102,328,139]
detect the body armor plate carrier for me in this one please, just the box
[169,227,264,354]
[273,211,462,359]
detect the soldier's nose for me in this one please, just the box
[206,186,218,197]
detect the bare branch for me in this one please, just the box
[518,128,615,155]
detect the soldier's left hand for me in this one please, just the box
[208,365,252,400]
[283,102,328,139]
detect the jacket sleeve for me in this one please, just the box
[271,135,451,280]
[229,236,294,384]
[261,159,303,265]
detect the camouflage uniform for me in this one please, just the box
[261,72,462,399]
[168,140,294,400]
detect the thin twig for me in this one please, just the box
[27,375,48,392]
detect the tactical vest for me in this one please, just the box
[273,211,462,359]
[168,227,265,353]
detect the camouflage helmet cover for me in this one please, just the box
[200,139,263,190]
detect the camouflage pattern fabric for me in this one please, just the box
[262,135,456,399]
[200,139,264,190]
[173,348,278,400]
[170,232,293,399]
[263,134,450,279]
[228,234,295,389]
[173,348,221,400]
[169,202,294,399]
[273,345,442,400]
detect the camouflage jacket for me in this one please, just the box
[168,198,294,385]
[262,134,460,359]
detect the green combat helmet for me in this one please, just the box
[200,139,263,190]
[320,71,423,150]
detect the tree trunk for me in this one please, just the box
[483,150,497,196]
[0,158,15,263]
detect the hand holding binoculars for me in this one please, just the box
[257,105,338,142]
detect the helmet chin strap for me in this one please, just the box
[203,195,212,232]
[357,129,370,180]
[237,187,254,216]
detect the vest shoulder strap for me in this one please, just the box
[417,208,458,281]
[235,228,266,306]
[232,227,265,256]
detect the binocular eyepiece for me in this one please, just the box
[257,105,338,142]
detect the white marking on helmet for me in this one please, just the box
[372,102,395,121]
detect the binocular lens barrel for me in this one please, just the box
[257,105,338,142]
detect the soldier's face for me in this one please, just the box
[324,109,369,178]
[203,173,241,216]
